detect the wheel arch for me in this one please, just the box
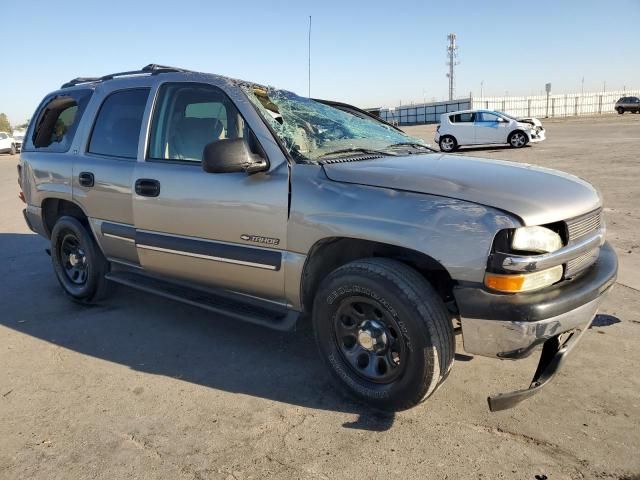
[41,198,90,238]
[508,129,530,143]
[300,236,456,314]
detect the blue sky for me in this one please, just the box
[2,0,639,123]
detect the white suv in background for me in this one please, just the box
[0,132,17,155]
[434,109,545,152]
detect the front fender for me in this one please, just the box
[288,164,521,283]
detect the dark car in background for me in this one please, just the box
[615,96,640,114]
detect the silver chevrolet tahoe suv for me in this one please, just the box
[18,65,617,412]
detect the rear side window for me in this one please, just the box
[28,89,92,152]
[88,88,150,159]
[450,113,475,123]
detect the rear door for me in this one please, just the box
[73,87,151,266]
[131,82,289,301]
[450,112,476,145]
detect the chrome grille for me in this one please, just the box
[565,248,599,277]
[567,210,602,241]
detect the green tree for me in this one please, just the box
[0,113,12,135]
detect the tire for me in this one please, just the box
[617,107,624,114]
[508,130,529,148]
[10,144,16,155]
[312,258,455,411]
[439,135,458,152]
[50,216,111,303]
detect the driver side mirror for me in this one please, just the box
[202,138,268,174]
[496,117,507,123]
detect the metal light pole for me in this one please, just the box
[308,16,311,97]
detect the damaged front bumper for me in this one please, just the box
[453,241,617,411]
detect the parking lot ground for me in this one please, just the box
[1,114,639,480]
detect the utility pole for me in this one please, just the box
[308,16,311,97]
[446,33,459,101]
[581,76,584,96]
[480,80,484,98]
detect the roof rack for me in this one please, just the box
[61,64,191,89]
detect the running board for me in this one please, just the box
[105,270,298,331]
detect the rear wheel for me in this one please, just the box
[617,107,624,114]
[439,135,457,152]
[51,216,111,303]
[312,258,455,411]
[508,131,528,148]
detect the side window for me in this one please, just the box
[0,133,7,140]
[478,112,500,122]
[29,90,92,152]
[88,88,150,159]
[148,83,245,162]
[451,113,475,123]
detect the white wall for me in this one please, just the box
[472,90,640,118]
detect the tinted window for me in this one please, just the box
[88,89,150,159]
[451,113,475,123]
[29,90,92,152]
[148,83,245,162]
[0,133,7,140]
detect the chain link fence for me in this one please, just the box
[374,89,639,125]
[473,89,640,118]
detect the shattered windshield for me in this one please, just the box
[242,86,428,162]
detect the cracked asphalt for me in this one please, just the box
[1,114,639,479]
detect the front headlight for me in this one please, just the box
[511,226,563,253]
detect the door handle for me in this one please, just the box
[135,178,161,197]
[78,172,94,187]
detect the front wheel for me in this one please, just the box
[312,258,455,411]
[617,107,624,114]
[508,131,529,148]
[51,216,111,303]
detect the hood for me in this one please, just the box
[517,117,542,127]
[322,153,601,226]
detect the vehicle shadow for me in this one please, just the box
[457,145,530,153]
[0,232,395,431]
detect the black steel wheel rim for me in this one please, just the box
[59,232,88,285]
[333,296,407,384]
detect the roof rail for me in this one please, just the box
[61,64,191,89]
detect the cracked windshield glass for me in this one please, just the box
[243,86,428,161]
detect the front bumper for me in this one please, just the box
[527,127,545,143]
[454,241,617,410]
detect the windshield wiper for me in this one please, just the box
[317,148,397,159]
[385,142,435,152]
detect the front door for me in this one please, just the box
[132,82,289,301]
[474,111,509,144]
